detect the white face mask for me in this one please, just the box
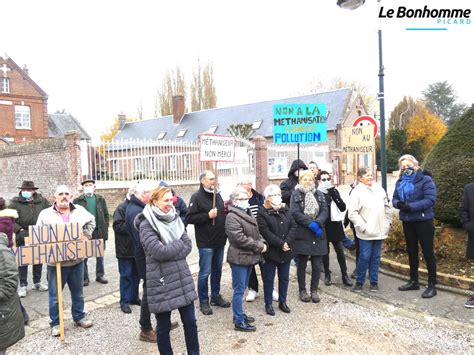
[235,200,250,210]
[321,181,332,190]
[271,196,282,207]
[84,186,94,196]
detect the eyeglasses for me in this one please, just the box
[235,198,249,201]
[269,194,281,197]
[320,178,331,182]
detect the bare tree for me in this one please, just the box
[159,66,187,116]
[190,58,217,111]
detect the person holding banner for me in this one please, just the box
[138,186,199,354]
[317,171,353,287]
[36,185,95,337]
[289,170,328,303]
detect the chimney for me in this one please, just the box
[172,95,185,124]
[23,64,29,75]
[118,113,126,130]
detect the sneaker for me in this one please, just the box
[74,317,93,328]
[369,283,379,292]
[51,325,60,337]
[311,290,320,303]
[299,290,311,303]
[352,283,363,293]
[18,286,27,298]
[464,295,474,308]
[210,294,231,308]
[272,290,279,302]
[96,276,108,284]
[245,289,257,302]
[33,282,48,291]
[139,329,157,343]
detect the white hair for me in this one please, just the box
[135,180,160,195]
[263,184,281,199]
[229,187,248,201]
[398,154,419,167]
[236,176,253,186]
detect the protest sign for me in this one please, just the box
[341,125,374,153]
[199,133,236,162]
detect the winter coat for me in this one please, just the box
[459,182,474,236]
[280,159,308,205]
[113,199,135,258]
[289,188,329,256]
[139,217,197,314]
[36,203,95,267]
[323,188,346,243]
[186,185,227,248]
[392,170,436,223]
[8,192,50,247]
[225,206,266,266]
[349,182,391,241]
[256,204,296,264]
[125,195,147,279]
[0,209,18,248]
[0,233,25,349]
[174,195,189,226]
[74,194,110,240]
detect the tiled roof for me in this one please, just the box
[48,113,91,140]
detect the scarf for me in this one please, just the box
[298,184,320,219]
[143,204,185,245]
[397,174,415,202]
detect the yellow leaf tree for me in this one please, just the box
[405,107,447,160]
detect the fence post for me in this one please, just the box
[253,135,268,193]
[64,131,82,195]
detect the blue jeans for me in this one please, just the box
[118,258,140,307]
[47,261,85,327]
[356,239,382,285]
[156,302,199,355]
[230,263,252,324]
[261,260,291,305]
[197,246,224,303]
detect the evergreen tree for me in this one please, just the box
[422,81,467,124]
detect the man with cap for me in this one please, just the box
[9,180,50,297]
[36,185,96,337]
[73,179,110,286]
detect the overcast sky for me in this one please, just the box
[3,0,472,141]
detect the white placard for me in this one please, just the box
[199,134,236,162]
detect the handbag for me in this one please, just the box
[330,200,345,222]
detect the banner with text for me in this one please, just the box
[199,134,236,162]
[341,125,374,154]
[272,103,327,144]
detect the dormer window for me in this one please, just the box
[157,131,166,140]
[177,129,187,138]
[252,120,262,129]
[208,125,218,134]
[0,77,9,93]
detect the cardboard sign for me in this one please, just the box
[272,103,327,144]
[199,134,236,162]
[26,223,83,245]
[341,125,374,153]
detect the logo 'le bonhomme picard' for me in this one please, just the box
[379,5,471,25]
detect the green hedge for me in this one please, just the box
[423,108,474,225]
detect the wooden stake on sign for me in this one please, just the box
[212,162,217,226]
[56,262,65,341]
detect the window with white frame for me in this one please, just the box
[177,129,187,138]
[277,151,288,158]
[184,154,191,169]
[111,160,118,174]
[1,77,9,93]
[208,125,218,134]
[169,156,177,171]
[149,157,156,171]
[15,105,31,129]
[157,131,166,140]
[134,158,142,172]
[252,120,262,129]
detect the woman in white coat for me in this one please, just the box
[348,167,391,292]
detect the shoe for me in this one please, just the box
[369,283,379,292]
[33,282,48,291]
[311,290,320,303]
[74,317,93,328]
[210,294,231,308]
[171,321,179,330]
[464,295,474,308]
[398,281,420,291]
[83,279,90,287]
[299,290,310,303]
[265,304,275,316]
[245,289,257,302]
[350,270,357,280]
[51,325,60,337]
[272,289,279,302]
[278,302,291,313]
[243,313,255,323]
[121,305,132,314]
[130,299,141,306]
[200,302,213,315]
[422,284,437,298]
[139,329,157,343]
[342,273,353,287]
[234,322,256,332]
[96,276,108,284]
[324,272,332,286]
[18,285,27,298]
[352,283,363,292]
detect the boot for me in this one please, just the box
[311,290,320,303]
[324,271,332,286]
[398,280,420,291]
[342,272,353,287]
[422,284,437,298]
[299,290,310,303]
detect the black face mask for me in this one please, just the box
[402,167,415,176]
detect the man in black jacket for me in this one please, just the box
[186,171,230,315]
[460,182,474,308]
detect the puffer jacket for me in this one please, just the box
[74,194,110,240]
[225,206,266,266]
[349,182,392,241]
[392,169,436,222]
[289,188,329,256]
[280,159,308,205]
[0,233,25,350]
[138,217,197,314]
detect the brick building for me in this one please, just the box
[0,54,48,143]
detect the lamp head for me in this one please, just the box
[337,0,365,10]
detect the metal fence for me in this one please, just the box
[80,138,256,188]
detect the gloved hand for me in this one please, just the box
[397,201,411,212]
[308,221,322,237]
[327,187,336,197]
[15,229,28,247]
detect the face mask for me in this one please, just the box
[402,167,415,176]
[271,196,282,207]
[322,181,332,189]
[236,201,250,210]
[21,191,33,199]
[84,187,94,195]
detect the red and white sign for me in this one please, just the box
[352,116,378,137]
[199,134,236,162]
